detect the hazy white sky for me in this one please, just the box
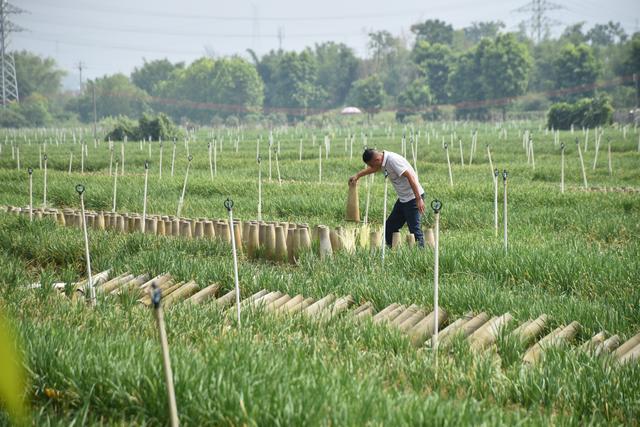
[11,0,640,89]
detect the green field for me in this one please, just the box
[1,122,639,425]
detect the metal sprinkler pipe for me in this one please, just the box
[176,155,192,218]
[493,168,499,237]
[112,161,118,213]
[502,170,508,253]
[257,156,262,221]
[150,283,179,427]
[76,184,96,306]
[225,198,242,328]
[28,167,33,222]
[382,170,389,262]
[142,160,149,233]
[560,143,565,194]
[431,199,442,351]
[43,154,48,207]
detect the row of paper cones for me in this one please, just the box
[3,205,436,263]
[27,268,640,366]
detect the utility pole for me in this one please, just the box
[77,61,84,92]
[277,26,284,51]
[0,0,23,107]
[513,0,563,44]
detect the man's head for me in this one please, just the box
[362,148,383,168]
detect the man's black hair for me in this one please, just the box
[362,148,376,164]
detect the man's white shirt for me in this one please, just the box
[381,150,424,202]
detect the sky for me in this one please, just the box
[10,0,640,90]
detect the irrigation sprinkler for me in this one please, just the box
[76,184,96,306]
[69,151,73,174]
[159,141,164,179]
[502,170,508,253]
[381,170,389,262]
[576,138,588,189]
[213,139,217,176]
[225,198,242,328]
[28,167,33,222]
[208,142,213,181]
[43,154,48,207]
[493,168,499,237]
[176,155,192,218]
[431,199,442,352]
[121,143,125,176]
[171,140,176,177]
[299,138,303,161]
[593,133,601,170]
[142,160,149,233]
[257,156,262,221]
[444,143,453,187]
[112,161,119,213]
[364,173,372,224]
[150,283,179,427]
[487,145,494,178]
[39,145,42,169]
[560,143,565,194]
[608,139,612,176]
[275,148,282,187]
[318,145,322,183]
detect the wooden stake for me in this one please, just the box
[576,138,588,189]
[445,144,453,187]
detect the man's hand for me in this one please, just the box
[348,175,358,185]
[416,197,425,215]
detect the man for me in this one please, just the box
[349,148,426,247]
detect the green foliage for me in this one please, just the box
[367,31,415,100]
[0,104,28,128]
[547,95,613,129]
[157,56,263,123]
[395,77,432,122]
[66,74,150,123]
[552,43,600,102]
[412,41,452,104]
[314,42,359,108]
[348,75,385,119]
[411,19,454,46]
[131,58,184,95]
[13,50,66,98]
[463,21,505,44]
[104,113,182,141]
[480,34,531,119]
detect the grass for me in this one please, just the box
[0,121,639,425]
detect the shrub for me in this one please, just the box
[104,113,183,141]
[547,95,613,129]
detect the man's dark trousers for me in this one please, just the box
[385,194,425,247]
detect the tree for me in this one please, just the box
[448,45,487,119]
[587,22,627,46]
[396,77,432,122]
[156,56,263,122]
[412,41,452,104]
[464,21,505,44]
[560,23,587,45]
[410,19,454,46]
[348,75,385,120]
[13,50,66,99]
[131,58,184,95]
[66,74,150,122]
[480,34,531,120]
[366,31,415,99]
[552,43,600,102]
[314,42,359,108]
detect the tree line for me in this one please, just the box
[2,19,639,127]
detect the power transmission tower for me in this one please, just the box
[0,0,23,107]
[514,0,563,43]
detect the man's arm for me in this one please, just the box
[349,165,380,184]
[402,170,425,214]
